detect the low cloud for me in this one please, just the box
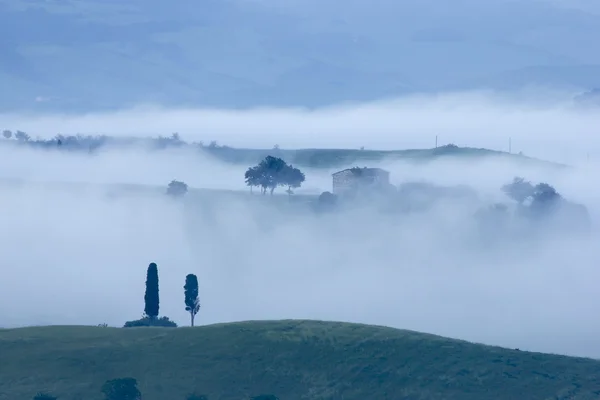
[1,91,599,359]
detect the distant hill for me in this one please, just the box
[2,0,600,112]
[204,145,568,170]
[1,320,599,400]
[0,135,568,170]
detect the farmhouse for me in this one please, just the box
[332,167,390,195]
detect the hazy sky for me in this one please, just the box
[1,92,600,359]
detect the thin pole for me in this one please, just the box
[435,135,438,148]
[508,137,512,153]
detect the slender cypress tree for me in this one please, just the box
[144,262,159,319]
[184,274,200,327]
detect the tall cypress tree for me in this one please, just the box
[184,274,200,327]
[144,262,159,319]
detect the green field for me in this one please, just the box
[1,320,599,400]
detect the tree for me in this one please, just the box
[101,378,141,400]
[33,393,57,400]
[144,262,159,319]
[2,130,12,139]
[502,177,535,204]
[533,182,560,203]
[244,166,261,194]
[244,156,303,195]
[283,165,305,196]
[14,130,30,141]
[184,274,200,327]
[167,180,188,197]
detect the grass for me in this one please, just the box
[1,320,599,400]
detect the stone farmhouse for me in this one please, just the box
[332,167,390,196]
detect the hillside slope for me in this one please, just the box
[1,320,599,400]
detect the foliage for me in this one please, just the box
[123,316,178,328]
[244,156,305,195]
[244,166,262,193]
[144,263,160,319]
[101,378,141,400]
[184,274,201,327]
[33,393,57,400]
[14,130,30,141]
[2,130,11,139]
[186,394,209,400]
[502,177,535,204]
[319,191,337,204]
[532,182,561,203]
[283,164,305,195]
[316,191,338,212]
[167,180,189,197]
[250,396,279,400]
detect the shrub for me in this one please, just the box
[167,180,188,197]
[101,378,141,400]
[186,394,209,400]
[33,393,57,400]
[123,316,178,328]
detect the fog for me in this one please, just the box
[1,92,600,359]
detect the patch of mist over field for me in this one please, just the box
[1,92,600,359]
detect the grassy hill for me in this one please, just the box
[205,145,568,170]
[1,320,599,400]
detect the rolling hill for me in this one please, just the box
[1,320,599,400]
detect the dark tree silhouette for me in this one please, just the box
[184,274,200,327]
[14,130,30,141]
[144,263,159,319]
[283,165,306,196]
[244,166,261,194]
[167,180,188,197]
[250,396,279,400]
[502,177,535,204]
[532,182,561,204]
[101,378,141,400]
[244,156,305,195]
[2,130,11,139]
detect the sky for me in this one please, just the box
[1,91,600,359]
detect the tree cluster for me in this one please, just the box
[501,177,561,207]
[245,156,305,195]
[124,262,200,328]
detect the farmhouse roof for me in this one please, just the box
[332,167,389,176]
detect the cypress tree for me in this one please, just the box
[144,262,159,319]
[184,274,200,327]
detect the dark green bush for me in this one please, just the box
[33,393,57,400]
[123,316,177,328]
